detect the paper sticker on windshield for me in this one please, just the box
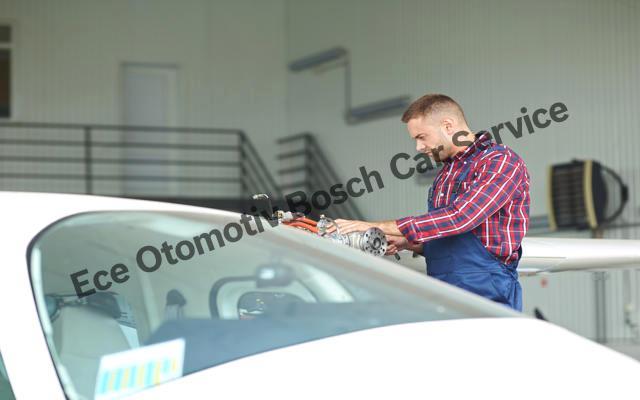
[94,338,185,399]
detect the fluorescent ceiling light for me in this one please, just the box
[346,96,411,124]
[288,47,347,72]
[288,47,410,124]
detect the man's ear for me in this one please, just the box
[441,117,455,135]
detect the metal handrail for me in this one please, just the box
[306,159,364,220]
[0,121,240,135]
[241,132,282,198]
[0,122,279,200]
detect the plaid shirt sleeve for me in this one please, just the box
[396,151,525,243]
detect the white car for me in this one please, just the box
[1,192,639,400]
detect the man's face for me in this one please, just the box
[407,115,451,162]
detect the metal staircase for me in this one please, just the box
[277,132,364,220]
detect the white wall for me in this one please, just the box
[0,0,286,196]
[1,0,639,342]
[285,0,640,341]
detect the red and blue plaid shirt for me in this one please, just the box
[396,131,530,265]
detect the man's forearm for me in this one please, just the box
[333,218,405,237]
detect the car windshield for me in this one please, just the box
[29,210,513,399]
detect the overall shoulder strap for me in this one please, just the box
[427,164,447,208]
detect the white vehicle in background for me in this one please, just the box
[1,192,639,400]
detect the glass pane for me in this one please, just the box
[29,210,510,399]
[0,351,17,400]
[0,26,10,43]
[0,49,9,118]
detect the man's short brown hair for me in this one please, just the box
[401,93,467,123]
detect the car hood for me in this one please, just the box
[134,318,640,399]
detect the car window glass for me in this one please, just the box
[0,351,17,400]
[29,211,510,399]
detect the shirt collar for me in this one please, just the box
[445,131,492,164]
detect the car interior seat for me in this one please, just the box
[51,300,131,398]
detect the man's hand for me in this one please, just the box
[386,235,423,255]
[385,235,409,255]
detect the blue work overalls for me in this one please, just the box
[422,158,523,311]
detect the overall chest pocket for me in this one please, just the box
[436,181,469,206]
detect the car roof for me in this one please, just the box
[0,191,236,237]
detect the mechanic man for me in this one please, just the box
[334,94,530,310]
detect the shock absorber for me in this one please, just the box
[316,215,387,257]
